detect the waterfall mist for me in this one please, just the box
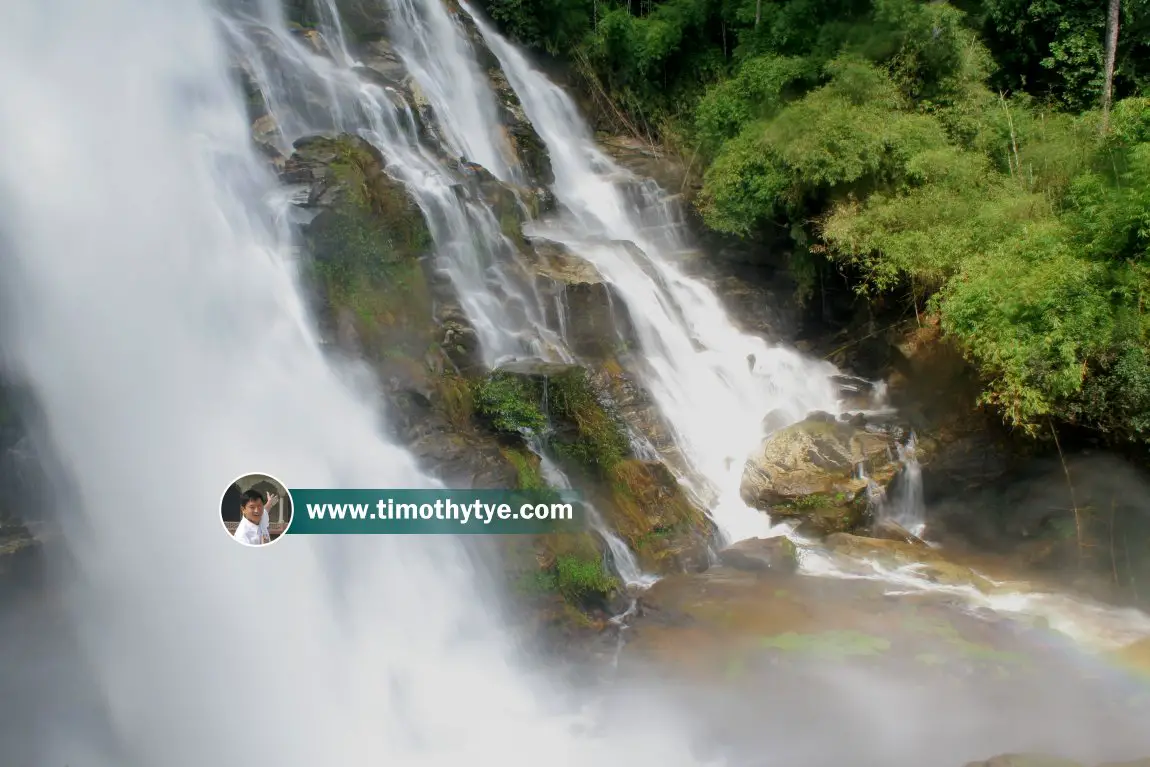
[1,1,1148,766]
[0,1,708,765]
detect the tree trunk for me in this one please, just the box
[755,0,762,29]
[1102,0,1121,132]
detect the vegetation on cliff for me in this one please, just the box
[474,0,1150,446]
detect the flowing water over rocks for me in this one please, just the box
[1,0,1149,764]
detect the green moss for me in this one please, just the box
[499,205,526,248]
[548,368,629,472]
[759,630,891,659]
[501,447,547,491]
[518,547,618,610]
[474,372,546,433]
[302,136,436,359]
[552,553,619,603]
[434,373,474,429]
[781,493,838,510]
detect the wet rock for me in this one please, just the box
[719,536,798,574]
[436,302,484,374]
[282,134,524,491]
[587,359,678,461]
[474,362,712,573]
[486,68,554,188]
[284,134,440,360]
[358,39,407,86]
[623,563,1044,684]
[740,413,900,535]
[251,113,286,168]
[598,135,686,193]
[605,459,713,574]
[869,517,930,545]
[524,237,638,360]
[707,266,792,340]
[823,532,994,592]
[830,373,882,410]
[290,27,329,57]
[330,0,392,42]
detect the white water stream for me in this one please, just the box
[530,436,659,590]
[220,0,564,366]
[462,5,843,543]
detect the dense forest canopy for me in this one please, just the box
[473,0,1150,447]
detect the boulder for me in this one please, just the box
[740,412,900,535]
[719,536,798,575]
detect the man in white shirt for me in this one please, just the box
[258,491,280,542]
[233,489,271,546]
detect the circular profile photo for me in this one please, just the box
[221,473,293,547]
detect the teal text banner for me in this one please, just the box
[286,489,588,535]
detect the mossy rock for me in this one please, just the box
[606,459,712,573]
[503,529,619,623]
[473,369,548,434]
[719,536,799,574]
[474,362,631,471]
[286,134,436,360]
[740,412,900,536]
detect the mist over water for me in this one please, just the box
[1,1,1149,766]
[0,2,706,765]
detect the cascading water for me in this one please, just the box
[528,436,658,590]
[385,0,518,181]
[0,1,712,764]
[459,4,843,544]
[218,2,564,367]
[884,433,927,538]
[450,4,1150,659]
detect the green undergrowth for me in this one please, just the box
[548,368,630,471]
[472,0,1150,446]
[473,372,547,433]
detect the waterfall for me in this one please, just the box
[887,433,927,537]
[459,4,844,544]
[218,2,564,367]
[0,1,709,764]
[528,437,659,590]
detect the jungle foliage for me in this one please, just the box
[473,0,1150,444]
